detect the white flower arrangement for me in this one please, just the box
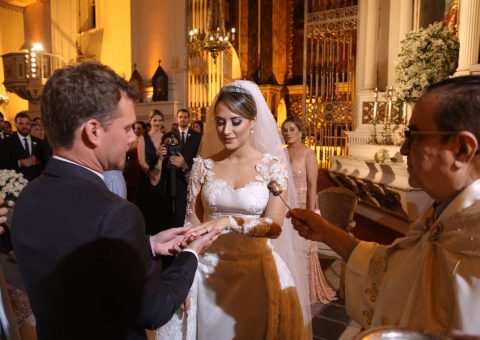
[374,149,397,164]
[0,169,28,207]
[394,22,459,102]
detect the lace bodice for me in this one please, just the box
[188,153,288,221]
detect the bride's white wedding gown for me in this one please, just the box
[156,154,305,340]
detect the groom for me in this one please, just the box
[11,62,220,340]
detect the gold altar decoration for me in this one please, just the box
[303,1,357,168]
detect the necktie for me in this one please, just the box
[23,138,30,156]
[181,132,186,144]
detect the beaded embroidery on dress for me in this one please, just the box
[156,154,305,340]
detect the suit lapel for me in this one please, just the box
[14,134,29,158]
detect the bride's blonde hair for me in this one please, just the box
[215,84,257,120]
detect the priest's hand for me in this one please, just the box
[287,208,329,241]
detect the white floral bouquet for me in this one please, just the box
[374,149,397,164]
[394,22,459,102]
[0,169,28,207]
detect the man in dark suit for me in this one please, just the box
[11,63,221,340]
[0,113,11,141]
[168,108,201,227]
[0,111,47,181]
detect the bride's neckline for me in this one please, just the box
[204,153,270,191]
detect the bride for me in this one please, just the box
[156,80,311,339]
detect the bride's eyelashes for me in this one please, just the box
[215,117,244,127]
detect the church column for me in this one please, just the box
[354,0,379,133]
[360,0,379,91]
[454,0,480,76]
[387,0,413,85]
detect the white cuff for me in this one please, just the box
[182,248,199,261]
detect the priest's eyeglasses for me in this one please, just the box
[403,129,457,146]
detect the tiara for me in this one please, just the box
[221,84,250,95]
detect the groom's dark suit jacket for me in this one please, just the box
[11,158,197,340]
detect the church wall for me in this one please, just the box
[24,0,51,52]
[131,0,187,108]
[272,0,288,84]
[0,4,28,121]
[50,0,78,64]
[95,0,131,78]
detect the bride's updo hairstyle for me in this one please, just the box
[214,84,257,120]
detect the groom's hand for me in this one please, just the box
[150,227,191,256]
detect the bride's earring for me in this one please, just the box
[250,129,254,134]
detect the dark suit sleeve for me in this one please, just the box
[96,200,197,329]
[31,138,48,170]
[0,138,21,170]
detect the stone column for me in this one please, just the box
[387,0,413,85]
[354,0,379,134]
[454,0,480,76]
[361,0,379,90]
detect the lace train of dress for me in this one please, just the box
[156,155,306,340]
[291,150,336,304]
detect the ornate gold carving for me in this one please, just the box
[304,4,357,169]
[0,0,24,12]
[328,172,410,221]
[362,101,404,125]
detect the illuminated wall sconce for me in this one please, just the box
[25,43,44,79]
[0,93,9,106]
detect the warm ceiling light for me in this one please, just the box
[32,43,44,51]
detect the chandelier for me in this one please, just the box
[188,0,235,63]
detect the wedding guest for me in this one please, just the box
[288,75,480,336]
[133,120,146,137]
[30,122,45,140]
[3,121,12,134]
[11,62,222,340]
[170,109,201,227]
[0,111,48,181]
[192,120,203,135]
[0,113,10,140]
[125,121,146,204]
[157,81,311,339]
[137,110,164,234]
[282,115,336,304]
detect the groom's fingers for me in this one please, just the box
[186,229,220,253]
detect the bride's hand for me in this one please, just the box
[187,217,230,237]
[181,294,191,316]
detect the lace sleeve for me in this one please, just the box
[262,155,288,191]
[184,157,205,228]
